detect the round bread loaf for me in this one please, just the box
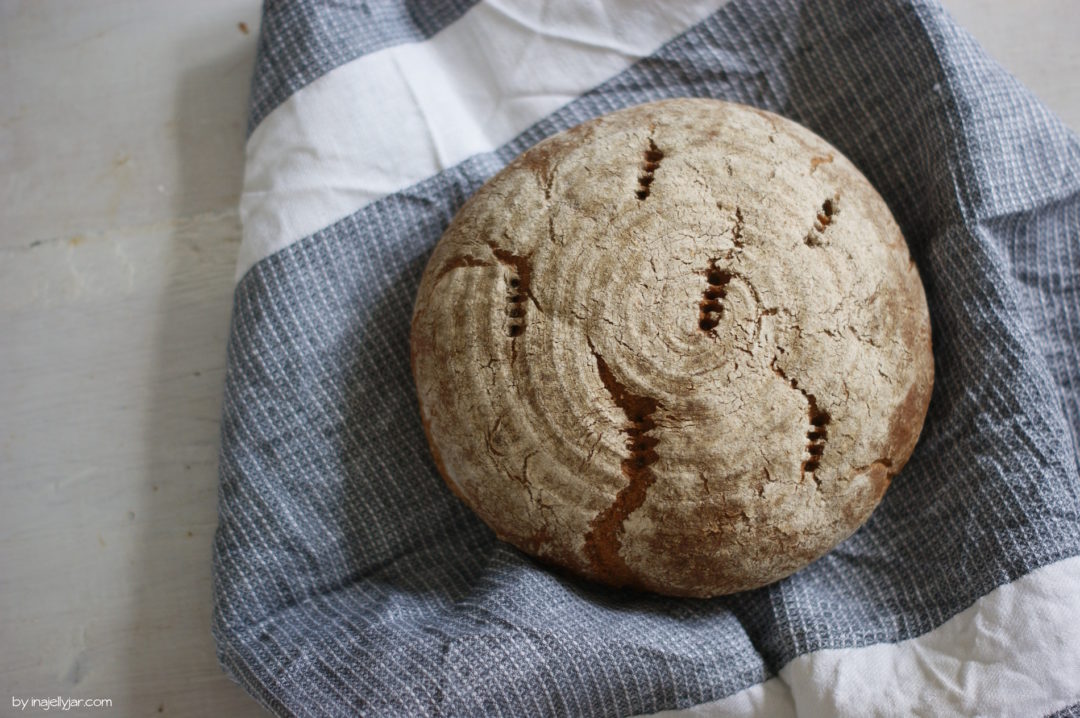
[410,98,933,597]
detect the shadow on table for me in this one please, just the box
[127,19,270,718]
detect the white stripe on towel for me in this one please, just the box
[236,0,729,281]
[643,554,1080,717]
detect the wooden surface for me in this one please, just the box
[1,1,1077,716]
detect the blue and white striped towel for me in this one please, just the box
[212,1,1080,715]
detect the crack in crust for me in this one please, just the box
[809,153,834,173]
[770,356,832,484]
[731,206,745,248]
[433,255,492,285]
[583,340,661,588]
[699,206,745,333]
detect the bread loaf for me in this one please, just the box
[410,98,933,597]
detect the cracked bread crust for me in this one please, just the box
[410,98,934,597]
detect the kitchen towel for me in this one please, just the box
[212,0,1080,715]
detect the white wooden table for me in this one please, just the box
[1,1,1077,716]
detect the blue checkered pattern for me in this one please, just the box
[214,1,1080,715]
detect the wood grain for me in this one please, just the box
[1,1,268,715]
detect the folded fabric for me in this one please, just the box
[212,0,1080,715]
